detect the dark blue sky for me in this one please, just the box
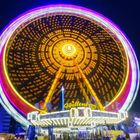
[0,0,140,113]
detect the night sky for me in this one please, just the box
[0,0,139,113]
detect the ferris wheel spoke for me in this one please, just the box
[43,65,63,111]
[74,61,104,110]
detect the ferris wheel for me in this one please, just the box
[0,5,139,126]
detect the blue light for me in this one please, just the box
[61,86,64,111]
[61,86,64,91]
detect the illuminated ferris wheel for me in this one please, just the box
[0,5,139,126]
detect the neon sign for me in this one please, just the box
[64,100,96,110]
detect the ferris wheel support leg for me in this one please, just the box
[42,65,63,112]
[77,66,104,111]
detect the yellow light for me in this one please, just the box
[62,44,77,57]
[67,45,72,51]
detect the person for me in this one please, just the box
[26,125,35,140]
[116,135,122,140]
[136,134,140,140]
[121,135,126,140]
[105,136,111,140]
[125,133,130,140]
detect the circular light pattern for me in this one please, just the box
[0,5,139,126]
[62,44,77,58]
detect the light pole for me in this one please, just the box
[61,86,65,111]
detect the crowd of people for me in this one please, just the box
[1,130,140,140]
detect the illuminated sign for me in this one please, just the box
[64,100,96,110]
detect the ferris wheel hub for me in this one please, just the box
[61,44,77,58]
